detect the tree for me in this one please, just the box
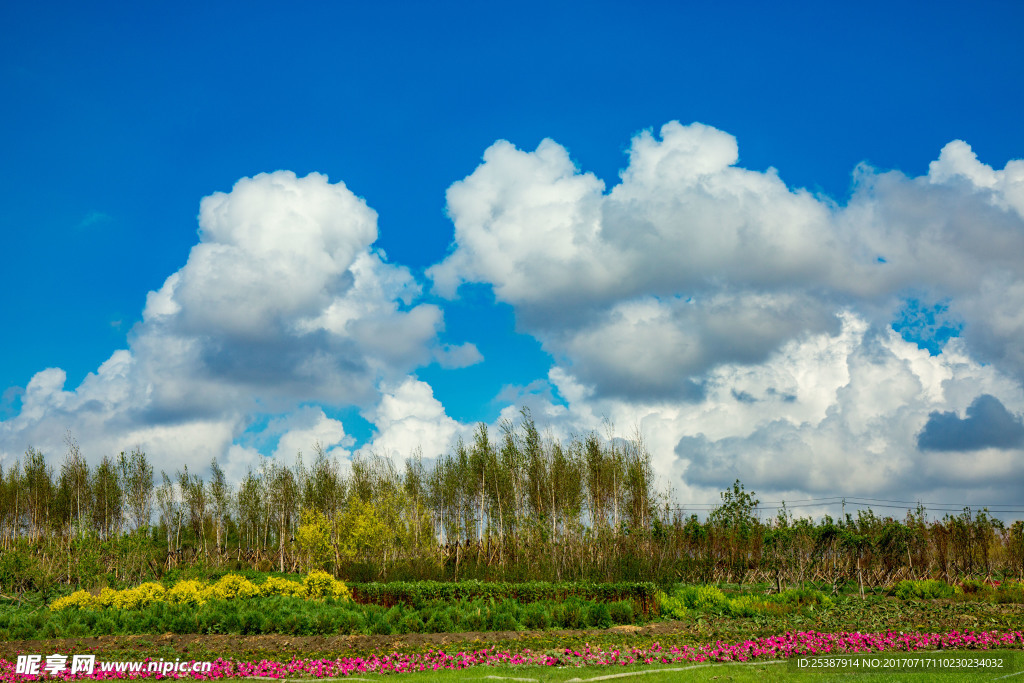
[209,458,230,554]
[177,465,209,555]
[92,456,123,539]
[119,448,154,532]
[23,447,53,542]
[235,468,266,553]
[296,508,334,571]
[155,471,181,552]
[58,437,92,536]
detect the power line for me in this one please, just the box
[669,494,1023,509]
[667,498,1024,514]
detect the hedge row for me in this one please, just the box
[347,580,658,614]
[49,572,350,611]
[891,579,1024,602]
[657,585,834,619]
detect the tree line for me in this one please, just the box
[1,413,1022,594]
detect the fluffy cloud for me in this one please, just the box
[4,124,1023,514]
[431,122,1024,402]
[1,171,454,474]
[429,123,1024,510]
[269,407,354,461]
[494,313,1024,511]
[674,324,1024,501]
[431,124,839,312]
[363,377,468,462]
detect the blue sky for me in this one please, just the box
[2,1,1023,515]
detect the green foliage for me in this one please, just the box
[490,606,521,631]
[347,580,656,614]
[587,601,612,628]
[521,602,550,629]
[4,426,1023,595]
[0,547,39,593]
[556,597,587,629]
[658,584,832,618]
[892,579,956,600]
[708,480,760,533]
[608,599,634,624]
[678,585,728,611]
[424,609,454,633]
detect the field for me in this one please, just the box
[2,575,1023,682]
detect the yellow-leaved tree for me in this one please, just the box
[336,490,419,578]
[295,509,335,572]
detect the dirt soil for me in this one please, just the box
[0,622,693,662]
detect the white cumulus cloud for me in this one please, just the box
[1,171,455,475]
[431,122,1024,400]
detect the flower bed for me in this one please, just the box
[2,630,1022,681]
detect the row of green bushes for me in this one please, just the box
[657,585,834,619]
[890,578,1024,602]
[347,579,657,613]
[0,594,637,640]
[45,575,657,614]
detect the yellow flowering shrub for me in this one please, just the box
[48,572,351,610]
[96,587,118,609]
[113,582,166,610]
[210,574,259,600]
[49,590,96,611]
[167,579,209,606]
[301,570,352,600]
[259,576,305,597]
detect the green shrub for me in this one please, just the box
[892,579,955,600]
[458,604,487,631]
[400,614,424,633]
[726,594,765,617]
[490,611,521,631]
[424,610,453,633]
[522,602,550,629]
[775,588,833,608]
[608,600,634,624]
[210,574,259,600]
[558,597,586,629]
[587,602,612,628]
[656,590,688,620]
[681,585,728,611]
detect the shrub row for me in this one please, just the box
[657,585,834,619]
[348,580,657,614]
[49,572,350,611]
[891,579,1024,603]
[2,594,638,640]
